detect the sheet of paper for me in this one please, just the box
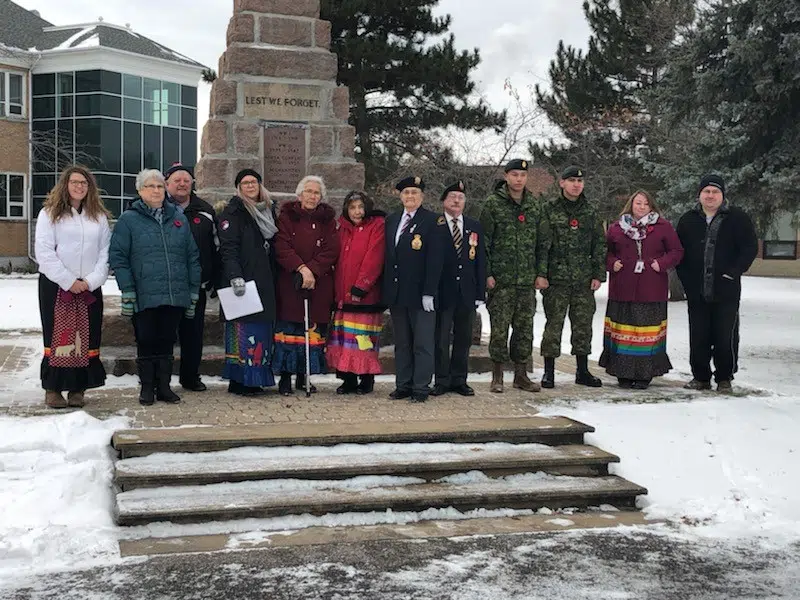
[217,280,264,320]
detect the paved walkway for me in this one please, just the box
[0,332,689,427]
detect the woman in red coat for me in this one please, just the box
[326,191,386,395]
[273,176,340,396]
[599,190,684,389]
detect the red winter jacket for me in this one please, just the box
[274,200,339,324]
[606,217,684,303]
[334,212,386,311]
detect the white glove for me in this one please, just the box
[422,295,435,312]
[475,300,485,308]
[231,277,246,297]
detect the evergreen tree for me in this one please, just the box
[320,0,506,187]
[648,0,800,232]
[532,0,694,218]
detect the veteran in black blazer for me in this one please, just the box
[383,176,444,402]
[431,181,487,397]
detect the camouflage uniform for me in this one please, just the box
[479,181,542,363]
[537,192,606,358]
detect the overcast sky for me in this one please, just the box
[15,0,590,158]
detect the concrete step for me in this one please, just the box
[114,443,619,490]
[111,416,595,458]
[114,474,647,526]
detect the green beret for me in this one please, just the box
[395,176,425,192]
[504,159,529,172]
[439,180,466,202]
[560,165,585,179]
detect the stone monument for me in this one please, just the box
[195,0,364,206]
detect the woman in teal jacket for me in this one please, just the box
[109,168,201,406]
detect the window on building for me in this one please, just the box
[0,174,26,219]
[763,241,798,260]
[31,69,198,217]
[1,71,25,117]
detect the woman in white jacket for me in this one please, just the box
[35,166,111,408]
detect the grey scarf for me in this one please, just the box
[243,199,278,241]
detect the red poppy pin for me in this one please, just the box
[570,218,579,230]
[174,219,182,227]
[647,225,654,233]
[221,220,230,231]
[193,217,201,224]
[518,214,526,223]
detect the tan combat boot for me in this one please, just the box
[490,361,504,393]
[67,390,86,408]
[45,390,67,408]
[513,363,541,392]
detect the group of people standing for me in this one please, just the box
[34,159,758,409]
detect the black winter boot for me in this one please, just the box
[357,374,375,395]
[575,355,602,387]
[137,358,156,406]
[541,357,555,389]
[279,373,293,396]
[155,357,181,403]
[336,371,359,395]
[296,373,318,393]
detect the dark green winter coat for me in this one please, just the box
[479,181,542,287]
[537,192,606,284]
[109,199,201,311]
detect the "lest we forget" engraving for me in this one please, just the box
[243,83,325,122]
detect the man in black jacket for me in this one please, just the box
[383,176,444,402]
[431,181,486,397]
[675,174,758,393]
[165,163,220,392]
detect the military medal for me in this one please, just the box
[469,232,478,246]
[469,247,476,260]
[411,234,423,250]
[570,218,579,230]
[437,216,445,225]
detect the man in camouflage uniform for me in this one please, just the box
[536,166,606,388]
[479,158,542,393]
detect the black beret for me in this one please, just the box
[165,163,193,180]
[504,158,529,172]
[440,180,466,202]
[395,176,425,192]
[698,173,725,196]
[235,168,263,188]
[560,165,585,179]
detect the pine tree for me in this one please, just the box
[532,0,694,218]
[648,0,800,232]
[320,0,506,187]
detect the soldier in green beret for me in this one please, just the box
[536,166,606,388]
[479,158,542,393]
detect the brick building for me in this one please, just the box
[0,0,205,267]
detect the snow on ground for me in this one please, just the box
[0,275,799,582]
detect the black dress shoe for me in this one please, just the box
[181,378,207,392]
[389,388,412,400]
[295,374,317,393]
[430,384,448,396]
[541,371,555,389]
[451,384,475,396]
[630,380,650,390]
[410,393,428,403]
[618,378,633,389]
[278,374,293,396]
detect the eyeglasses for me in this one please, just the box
[240,180,260,187]
[142,184,165,190]
[302,189,322,197]
[68,180,89,187]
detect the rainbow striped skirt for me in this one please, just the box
[598,300,672,380]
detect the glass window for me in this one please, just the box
[143,125,161,170]
[123,74,142,98]
[100,120,122,173]
[181,85,197,107]
[56,119,74,172]
[75,93,121,118]
[75,118,102,160]
[58,73,74,95]
[123,175,137,198]
[123,98,141,121]
[162,81,180,106]
[33,73,55,96]
[8,175,25,218]
[101,71,121,95]
[181,130,197,166]
[123,122,142,174]
[0,177,5,217]
[32,197,46,218]
[8,73,23,115]
[96,173,121,197]
[142,100,157,124]
[167,104,180,127]
[106,198,122,219]
[59,96,74,118]
[0,76,4,107]
[163,128,180,172]
[75,70,102,93]
[31,120,57,173]
[143,78,161,102]
[763,241,797,260]
[33,97,56,120]
[33,174,55,196]
[181,107,197,129]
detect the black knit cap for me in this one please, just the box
[504,158,529,172]
[395,176,425,192]
[560,165,585,179]
[164,163,193,180]
[440,180,466,202]
[698,173,725,196]
[235,168,262,188]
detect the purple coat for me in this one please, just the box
[605,217,684,303]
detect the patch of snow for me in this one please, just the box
[546,518,576,527]
[52,26,97,50]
